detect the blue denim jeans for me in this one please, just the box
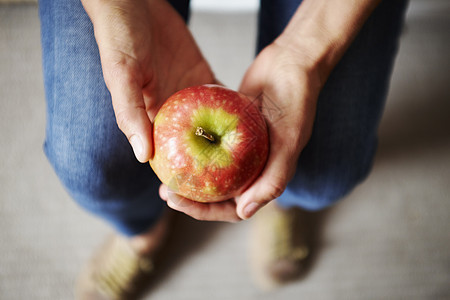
[39,0,408,236]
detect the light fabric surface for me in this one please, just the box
[1,1,449,299]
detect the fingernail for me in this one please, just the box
[243,202,261,219]
[129,135,144,162]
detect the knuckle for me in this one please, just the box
[198,205,217,221]
[114,110,132,134]
[195,210,211,222]
[104,63,129,88]
[266,178,287,200]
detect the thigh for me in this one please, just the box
[271,0,409,209]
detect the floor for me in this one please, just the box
[0,1,449,299]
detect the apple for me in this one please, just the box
[150,84,269,203]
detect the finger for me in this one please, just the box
[159,183,170,201]
[159,184,241,222]
[168,194,241,223]
[107,71,153,163]
[235,135,297,220]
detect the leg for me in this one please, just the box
[274,0,409,210]
[40,0,190,237]
[40,0,190,298]
[40,0,164,237]
[251,0,408,288]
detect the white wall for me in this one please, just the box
[191,0,259,12]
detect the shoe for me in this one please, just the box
[75,235,156,300]
[250,201,311,290]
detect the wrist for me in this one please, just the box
[80,0,108,20]
[81,0,149,23]
[274,34,332,87]
[275,0,380,84]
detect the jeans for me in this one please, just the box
[39,0,408,236]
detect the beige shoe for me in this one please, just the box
[250,201,312,290]
[75,235,156,300]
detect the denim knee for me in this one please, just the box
[278,133,378,211]
[44,128,132,213]
[44,127,164,236]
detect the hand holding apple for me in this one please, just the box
[150,84,269,203]
[81,0,215,163]
[159,43,320,222]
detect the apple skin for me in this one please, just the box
[150,84,269,203]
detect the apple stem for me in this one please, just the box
[195,127,215,143]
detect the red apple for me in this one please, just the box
[150,84,269,203]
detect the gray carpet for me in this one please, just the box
[1,1,449,299]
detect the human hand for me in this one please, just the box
[81,0,215,162]
[157,0,380,221]
[159,41,323,221]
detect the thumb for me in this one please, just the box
[108,74,153,163]
[236,154,290,220]
[235,143,296,219]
